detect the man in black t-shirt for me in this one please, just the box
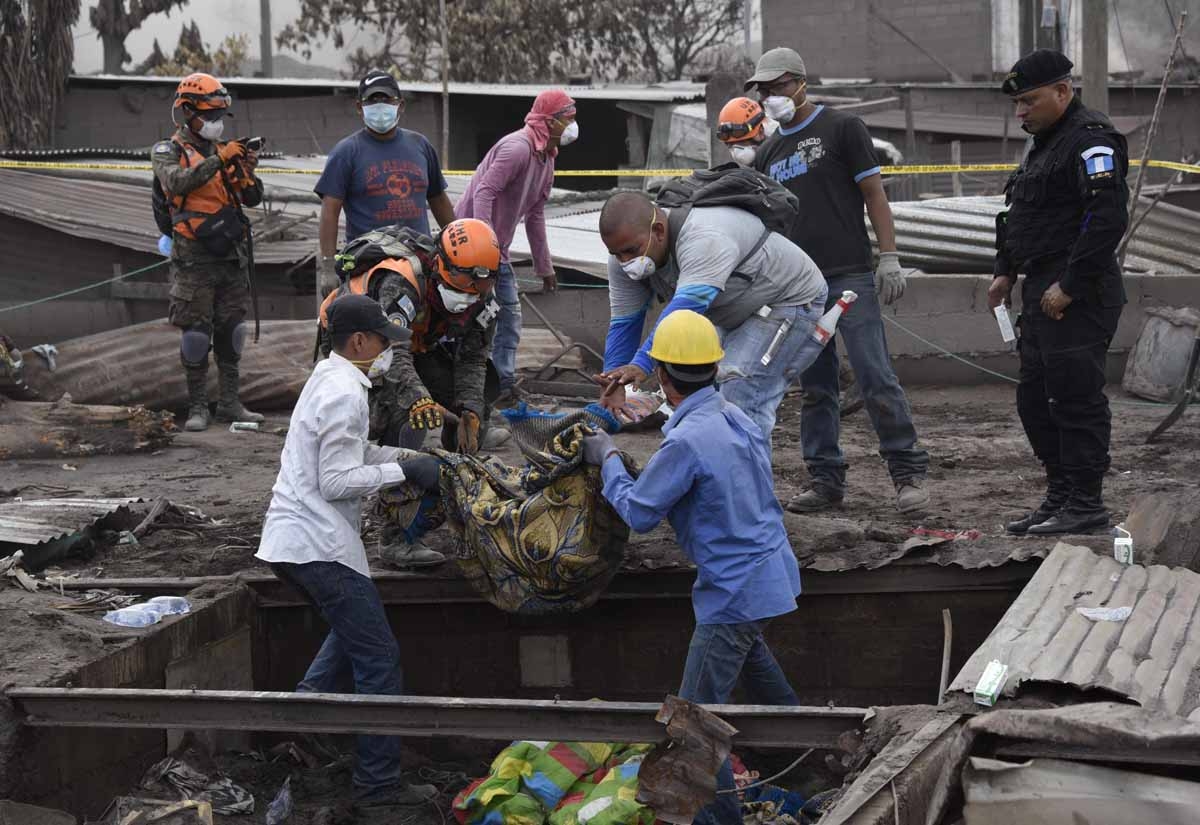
[747,47,930,515]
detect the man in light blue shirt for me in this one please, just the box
[583,309,800,825]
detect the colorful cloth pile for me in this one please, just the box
[453,741,655,825]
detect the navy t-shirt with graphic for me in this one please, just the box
[316,128,448,240]
[754,105,881,277]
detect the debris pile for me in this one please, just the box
[0,394,175,460]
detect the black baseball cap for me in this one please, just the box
[327,294,408,341]
[358,69,403,101]
[1002,49,1074,95]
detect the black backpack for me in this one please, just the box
[656,162,799,245]
[151,176,174,237]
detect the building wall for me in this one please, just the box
[762,0,994,82]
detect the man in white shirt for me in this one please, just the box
[256,294,442,810]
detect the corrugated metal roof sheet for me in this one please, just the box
[72,74,707,103]
[0,498,140,547]
[861,109,1148,139]
[950,542,1200,719]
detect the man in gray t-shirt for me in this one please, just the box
[595,191,828,449]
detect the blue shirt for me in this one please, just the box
[315,128,448,240]
[600,387,801,624]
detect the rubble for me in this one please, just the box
[1122,305,1200,401]
[637,696,738,824]
[1125,489,1200,569]
[0,395,175,460]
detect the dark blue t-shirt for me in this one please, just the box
[315,128,448,240]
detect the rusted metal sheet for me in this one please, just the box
[638,696,739,824]
[950,542,1200,718]
[0,497,139,547]
[21,319,314,410]
[8,687,866,749]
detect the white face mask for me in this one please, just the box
[558,120,579,146]
[761,95,796,124]
[729,144,757,166]
[437,283,479,314]
[366,346,393,380]
[362,102,400,134]
[198,119,225,141]
[621,256,656,281]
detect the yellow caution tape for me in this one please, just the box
[3,159,1198,176]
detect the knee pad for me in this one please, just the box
[180,325,212,367]
[213,321,247,363]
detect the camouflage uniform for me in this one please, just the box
[151,128,263,428]
[321,266,498,451]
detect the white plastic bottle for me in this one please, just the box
[811,291,859,346]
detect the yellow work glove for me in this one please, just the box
[457,410,481,455]
[408,397,443,431]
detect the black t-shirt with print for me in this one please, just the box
[754,105,881,277]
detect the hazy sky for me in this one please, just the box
[71,0,355,75]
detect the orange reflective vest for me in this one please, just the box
[169,137,249,241]
[319,257,423,331]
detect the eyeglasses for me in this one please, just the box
[717,111,765,141]
[758,76,802,97]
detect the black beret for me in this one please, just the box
[1002,49,1074,95]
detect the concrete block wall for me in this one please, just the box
[762,0,993,81]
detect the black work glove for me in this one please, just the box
[399,455,442,492]
[581,430,617,466]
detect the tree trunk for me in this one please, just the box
[101,31,126,74]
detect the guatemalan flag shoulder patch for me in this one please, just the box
[1081,145,1115,177]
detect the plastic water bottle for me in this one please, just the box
[103,604,163,627]
[811,291,858,346]
[148,596,191,615]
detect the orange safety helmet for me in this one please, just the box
[716,97,765,144]
[174,73,232,112]
[435,218,501,293]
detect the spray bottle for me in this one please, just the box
[811,291,858,346]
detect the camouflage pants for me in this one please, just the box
[168,253,249,334]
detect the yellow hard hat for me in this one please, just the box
[648,310,724,365]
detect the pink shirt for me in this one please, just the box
[455,128,554,275]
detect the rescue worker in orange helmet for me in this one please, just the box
[318,218,502,568]
[716,97,768,167]
[151,73,264,432]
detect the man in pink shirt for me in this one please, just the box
[456,89,578,402]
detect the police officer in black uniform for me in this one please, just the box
[989,50,1129,536]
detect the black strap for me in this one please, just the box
[666,204,771,285]
[729,227,773,283]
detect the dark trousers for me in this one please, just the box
[680,620,799,825]
[1017,299,1122,486]
[270,561,403,792]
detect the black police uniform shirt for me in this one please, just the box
[754,105,881,277]
[999,97,1129,308]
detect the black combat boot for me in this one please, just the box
[1027,473,1110,535]
[214,361,264,424]
[183,361,211,432]
[1006,464,1069,534]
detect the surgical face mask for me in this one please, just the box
[350,344,393,380]
[729,144,757,166]
[558,120,579,146]
[437,283,479,314]
[198,119,225,141]
[362,102,400,134]
[761,95,796,124]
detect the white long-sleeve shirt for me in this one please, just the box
[256,352,406,577]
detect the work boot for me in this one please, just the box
[354,782,439,808]
[896,479,930,514]
[379,538,446,569]
[492,385,523,410]
[785,486,844,513]
[1027,475,1109,535]
[214,361,265,423]
[182,362,211,432]
[1006,465,1069,535]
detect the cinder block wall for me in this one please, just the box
[761,0,994,82]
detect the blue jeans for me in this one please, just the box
[492,262,522,390]
[270,561,403,792]
[680,620,799,825]
[718,288,828,454]
[800,272,928,496]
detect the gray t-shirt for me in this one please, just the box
[607,205,826,331]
